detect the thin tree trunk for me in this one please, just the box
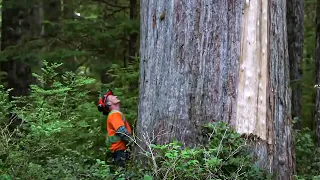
[62,0,74,19]
[315,0,320,146]
[44,0,61,37]
[287,0,304,129]
[128,0,138,64]
[137,0,294,179]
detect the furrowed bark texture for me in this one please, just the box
[138,0,293,178]
[269,1,294,178]
[315,0,320,146]
[139,0,243,148]
[287,0,304,129]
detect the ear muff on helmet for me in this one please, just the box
[97,97,105,112]
[97,90,113,115]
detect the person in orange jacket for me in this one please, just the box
[98,90,132,167]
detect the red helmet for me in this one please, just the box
[98,90,113,114]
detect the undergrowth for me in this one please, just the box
[127,122,272,180]
[0,61,318,179]
[294,126,320,180]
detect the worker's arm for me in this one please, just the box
[116,126,131,143]
[109,113,132,143]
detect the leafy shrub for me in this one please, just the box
[0,63,273,179]
[295,127,320,179]
[103,59,139,127]
[0,61,292,180]
[128,122,271,180]
[0,61,114,179]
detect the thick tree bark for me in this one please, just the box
[137,0,294,179]
[315,0,320,147]
[269,1,295,178]
[287,0,304,129]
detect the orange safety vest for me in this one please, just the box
[106,110,132,152]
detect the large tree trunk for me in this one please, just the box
[287,0,304,129]
[315,0,320,147]
[137,0,294,179]
[0,0,43,98]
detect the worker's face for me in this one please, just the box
[107,95,120,105]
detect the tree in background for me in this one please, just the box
[0,1,141,179]
[287,0,304,129]
[315,0,320,146]
[0,0,140,87]
[0,0,43,98]
[43,0,61,37]
[0,0,320,179]
[128,0,138,64]
[137,0,293,179]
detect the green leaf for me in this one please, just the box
[143,175,153,180]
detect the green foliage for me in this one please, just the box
[0,61,113,179]
[302,0,317,128]
[0,85,14,169]
[295,127,320,179]
[103,59,139,126]
[126,122,271,180]
[0,0,140,82]
[0,0,319,179]
[0,62,273,179]
[0,85,11,122]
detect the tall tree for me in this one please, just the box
[137,0,294,179]
[287,0,304,129]
[62,0,74,19]
[0,0,43,98]
[128,0,138,63]
[44,0,61,37]
[315,0,320,146]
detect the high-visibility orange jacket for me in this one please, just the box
[106,110,132,152]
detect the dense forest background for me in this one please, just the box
[0,0,319,179]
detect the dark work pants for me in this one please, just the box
[113,150,130,167]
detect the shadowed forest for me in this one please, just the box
[0,0,320,180]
